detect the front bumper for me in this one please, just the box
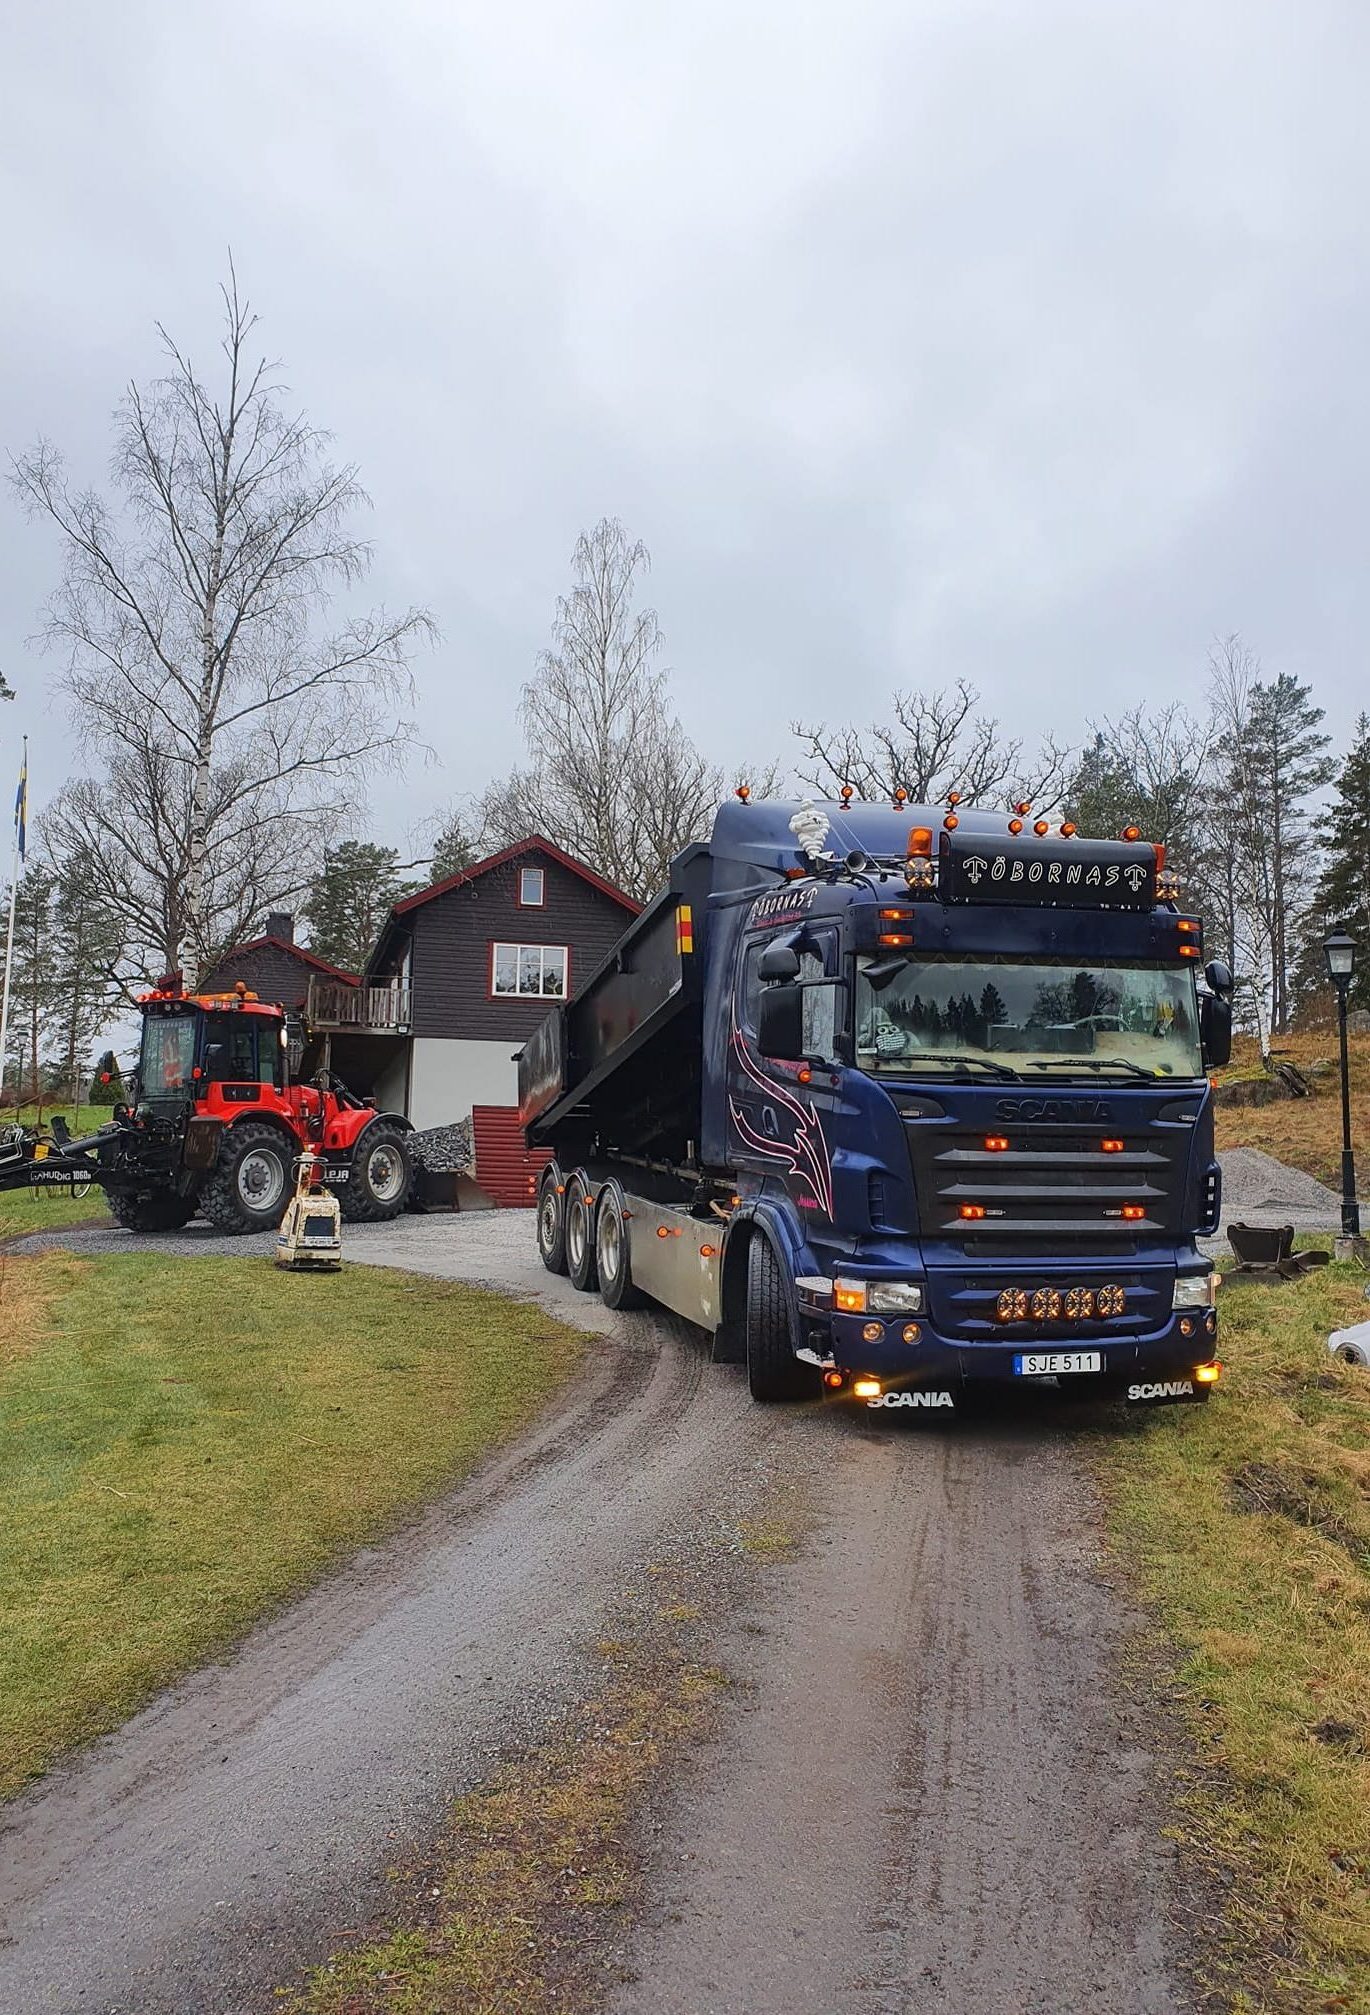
[797,1291,1218,1393]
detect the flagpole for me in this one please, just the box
[0,736,25,1115]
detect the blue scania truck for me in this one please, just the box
[518,797,1233,1410]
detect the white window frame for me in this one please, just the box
[518,865,546,907]
[490,941,569,999]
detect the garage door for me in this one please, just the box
[471,1105,551,1208]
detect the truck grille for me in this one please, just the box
[907,1126,1185,1258]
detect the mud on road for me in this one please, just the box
[1,1214,1199,2013]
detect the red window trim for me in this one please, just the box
[488,940,572,1001]
[517,866,546,907]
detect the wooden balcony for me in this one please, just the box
[307,979,412,1033]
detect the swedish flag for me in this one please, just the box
[13,743,26,864]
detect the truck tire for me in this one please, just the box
[199,1121,294,1234]
[107,1187,197,1233]
[595,1183,645,1310]
[746,1235,812,1402]
[536,1171,568,1274]
[341,1124,414,1223]
[565,1172,599,1293]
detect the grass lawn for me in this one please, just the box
[0,1103,114,1239]
[1214,1031,1370,1194]
[1097,1259,1370,2011]
[0,1251,587,1799]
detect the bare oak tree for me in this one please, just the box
[11,267,433,985]
[794,679,1071,813]
[477,519,776,900]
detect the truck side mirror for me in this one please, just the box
[758,942,801,983]
[757,984,805,1060]
[1200,993,1232,1069]
[1204,959,1233,996]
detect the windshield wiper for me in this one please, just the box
[890,1053,1023,1081]
[1022,1056,1170,1081]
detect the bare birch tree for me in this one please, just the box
[11,267,433,985]
[794,679,1071,813]
[477,519,776,899]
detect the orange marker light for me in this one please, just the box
[947,790,962,805]
[1100,1138,1124,1153]
[834,1281,867,1313]
[1177,918,1200,933]
[1060,821,1077,837]
[700,1243,717,1258]
[797,1067,812,1084]
[908,825,934,856]
[1178,945,1201,959]
[1121,1204,1146,1221]
[959,1203,987,1220]
[1033,819,1050,836]
[1008,818,1024,834]
[984,1135,1009,1152]
[823,1369,845,1390]
[1014,801,1032,817]
[1122,824,1142,842]
[879,932,914,946]
[943,813,959,831]
[734,783,751,802]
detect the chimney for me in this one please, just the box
[265,911,295,944]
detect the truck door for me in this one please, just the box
[730,929,839,1222]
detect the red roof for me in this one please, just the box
[392,836,641,918]
[220,936,361,985]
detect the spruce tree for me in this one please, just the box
[1299,713,1370,1014]
[303,843,419,974]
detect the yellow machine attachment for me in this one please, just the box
[275,1148,343,1270]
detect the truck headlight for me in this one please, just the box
[865,1280,925,1314]
[1172,1273,1219,1310]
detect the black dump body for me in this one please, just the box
[520,844,716,1164]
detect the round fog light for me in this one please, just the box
[823,1369,845,1390]
[862,1321,883,1342]
[902,1323,922,1345]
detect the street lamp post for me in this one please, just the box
[1323,929,1361,1241]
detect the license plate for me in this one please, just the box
[1013,1351,1103,1376]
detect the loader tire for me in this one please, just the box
[745,1235,812,1402]
[341,1124,413,1223]
[199,1121,294,1234]
[107,1187,197,1233]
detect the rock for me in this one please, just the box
[1348,1007,1370,1035]
[409,1117,474,1173]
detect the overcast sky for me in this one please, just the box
[3,0,1367,858]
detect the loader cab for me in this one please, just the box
[135,993,288,1118]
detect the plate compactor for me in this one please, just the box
[275,1147,343,1270]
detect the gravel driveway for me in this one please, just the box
[2,1208,1205,2013]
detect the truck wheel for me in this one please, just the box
[341,1124,414,1223]
[746,1235,812,1402]
[199,1122,294,1234]
[107,1188,196,1233]
[595,1184,645,1310]
[536,1171,568,1274]
[565,1172,599,1292]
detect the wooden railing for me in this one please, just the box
[307,979,412,1032]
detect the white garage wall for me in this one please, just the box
[408,1037,519,1127]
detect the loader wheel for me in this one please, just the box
[199,1121,294,1234]
[107,1187,197,1233]
[536,1171,568,1275]
[745,1235,812,1402]
[595,1184,645,1310]
[565,1172,599,1293]
[341,1124,414,1223]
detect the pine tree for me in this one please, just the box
[430,812,482,883]
[1298,713,1370,1015]
[303,843,419,974]
[48,866,123,1103]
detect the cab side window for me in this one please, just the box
[799,937,839,1059]
[205,1017,258,1082]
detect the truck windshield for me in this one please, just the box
[139,1013,198,1094]
[856,956,1203,1080]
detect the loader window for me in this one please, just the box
[203,1015,259,1082]
[140,1014,197,1093]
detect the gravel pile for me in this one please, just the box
[409,1117,474,1173]
[1219,1146,1342,1225]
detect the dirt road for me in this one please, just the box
[1,1216,1196,2013]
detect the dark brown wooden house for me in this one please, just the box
[305,838,639,1136]
[199,913,359,1011]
